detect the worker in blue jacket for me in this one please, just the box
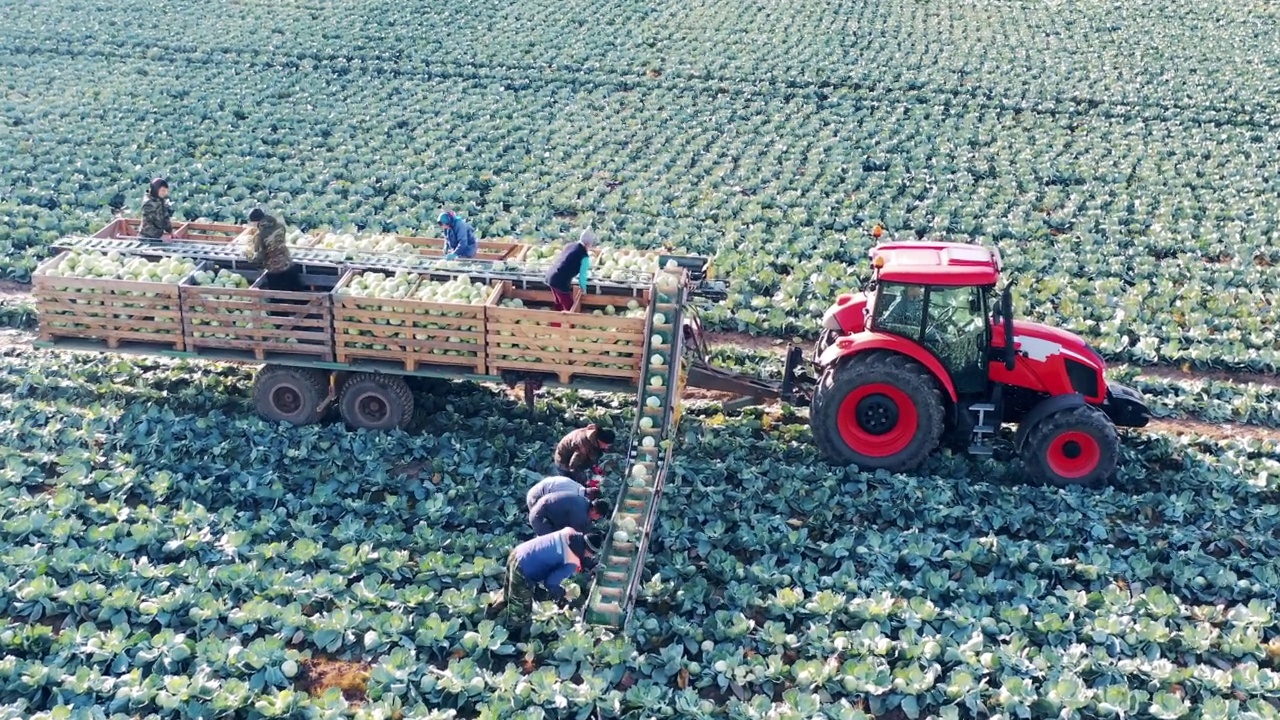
[529,490,609,536]
[526,475,601,511]
[543,229,597,311]
[437,210,478,259]
[492,527,603,637]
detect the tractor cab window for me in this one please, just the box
[923,285,989,393]
[873,283,927,340]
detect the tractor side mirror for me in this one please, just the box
[1001,287,1016,371]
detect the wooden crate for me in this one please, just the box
[332,270,497,373]
[33,251,193,350]
[93,217,247,243]
[486,282,650,383]
[180,265,338,361]
[396,234,527,262]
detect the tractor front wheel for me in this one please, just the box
[810,351,945,472]
[1022,405,1119,487]
[252,366,329,425]
[339,373,414,430]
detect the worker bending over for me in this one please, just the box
[438,211,478,260]
[139,178,174,241]
[245,208,302,292]
[491,527,602,639]
[544,229,597,312]
[554,424,614,483]
[527,475,602,510]
[529,490,609,536]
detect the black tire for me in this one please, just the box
[1021,405,1119,488]
[252,365,329,425]
[338,373,414,431]
[813,328,841,365]
[810,351,945,471]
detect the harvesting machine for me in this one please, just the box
[33,222,1149,632]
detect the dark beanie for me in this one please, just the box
[568,532,587,557]
[584,531,603,553]
[248,208,265,222]
[148,177,169,198]
[596,428,616,444]
[585,485,602,500]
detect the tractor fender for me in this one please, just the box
[817,332,958,403]
[821,292,870,334]
[1014,393,1087,452]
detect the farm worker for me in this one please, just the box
[544,229,597,312]
[527,475,602,510]
[553,424,615,483]
[138,177,174,241]
[437,211,478,260]
[529,490,610,536]
[245,208,303,292]
[491,527,602,638]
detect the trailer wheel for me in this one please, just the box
[339,373,414,430]
[1021,405,1118,488]
[253,366,329,425]
[810,351,944,472]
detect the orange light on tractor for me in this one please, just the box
[871,225,884,238]
[872,255,885,269]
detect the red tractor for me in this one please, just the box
[810,241,1151,486]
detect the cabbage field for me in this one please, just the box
[2,0,1280,717]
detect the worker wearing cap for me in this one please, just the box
[553,423,615,483]
[139,178,174,241]
[491,527,602,639]
[245,208,302,292]
[527,475,602,511]
[544,229,597,312]
[437,211,478,260]
[529,491,610,536]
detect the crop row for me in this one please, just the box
[1,47,1280,368]
[0,352,1277,717]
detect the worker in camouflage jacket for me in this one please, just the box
[139,178,174,240]
[490,527,602,639]
[245,207,302,292]
[553,424,615,483]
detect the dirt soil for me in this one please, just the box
[296,657,370,704]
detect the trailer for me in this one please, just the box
[37,226,810,632]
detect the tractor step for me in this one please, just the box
[967,443,995,456]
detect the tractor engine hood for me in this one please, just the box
[1005,320,1107,371]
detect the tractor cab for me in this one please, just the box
[863,243,1002,395]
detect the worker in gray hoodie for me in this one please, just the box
[526,475,602,511]
[529,491,609,536]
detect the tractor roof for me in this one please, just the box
[870,241,1002,287]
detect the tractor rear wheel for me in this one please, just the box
[253,365,329,425]
[339,373,414,430]
[1021,405,1118,487]
[810,351,945,472]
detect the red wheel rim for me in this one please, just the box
[1045,430,1101,479]
[836,383,919,458]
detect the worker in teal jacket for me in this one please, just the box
[437,211,478,259]
[491,527,602,638]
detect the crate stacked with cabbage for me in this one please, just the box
[485,283,651,382]
[33,250,199,350]
[332,270,495,372]
[186,269,253,341]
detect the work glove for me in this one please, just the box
[591,465,603,475]
[445,252,457,260]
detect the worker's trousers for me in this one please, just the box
[530,516,557,536]
[501,551,534,630]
